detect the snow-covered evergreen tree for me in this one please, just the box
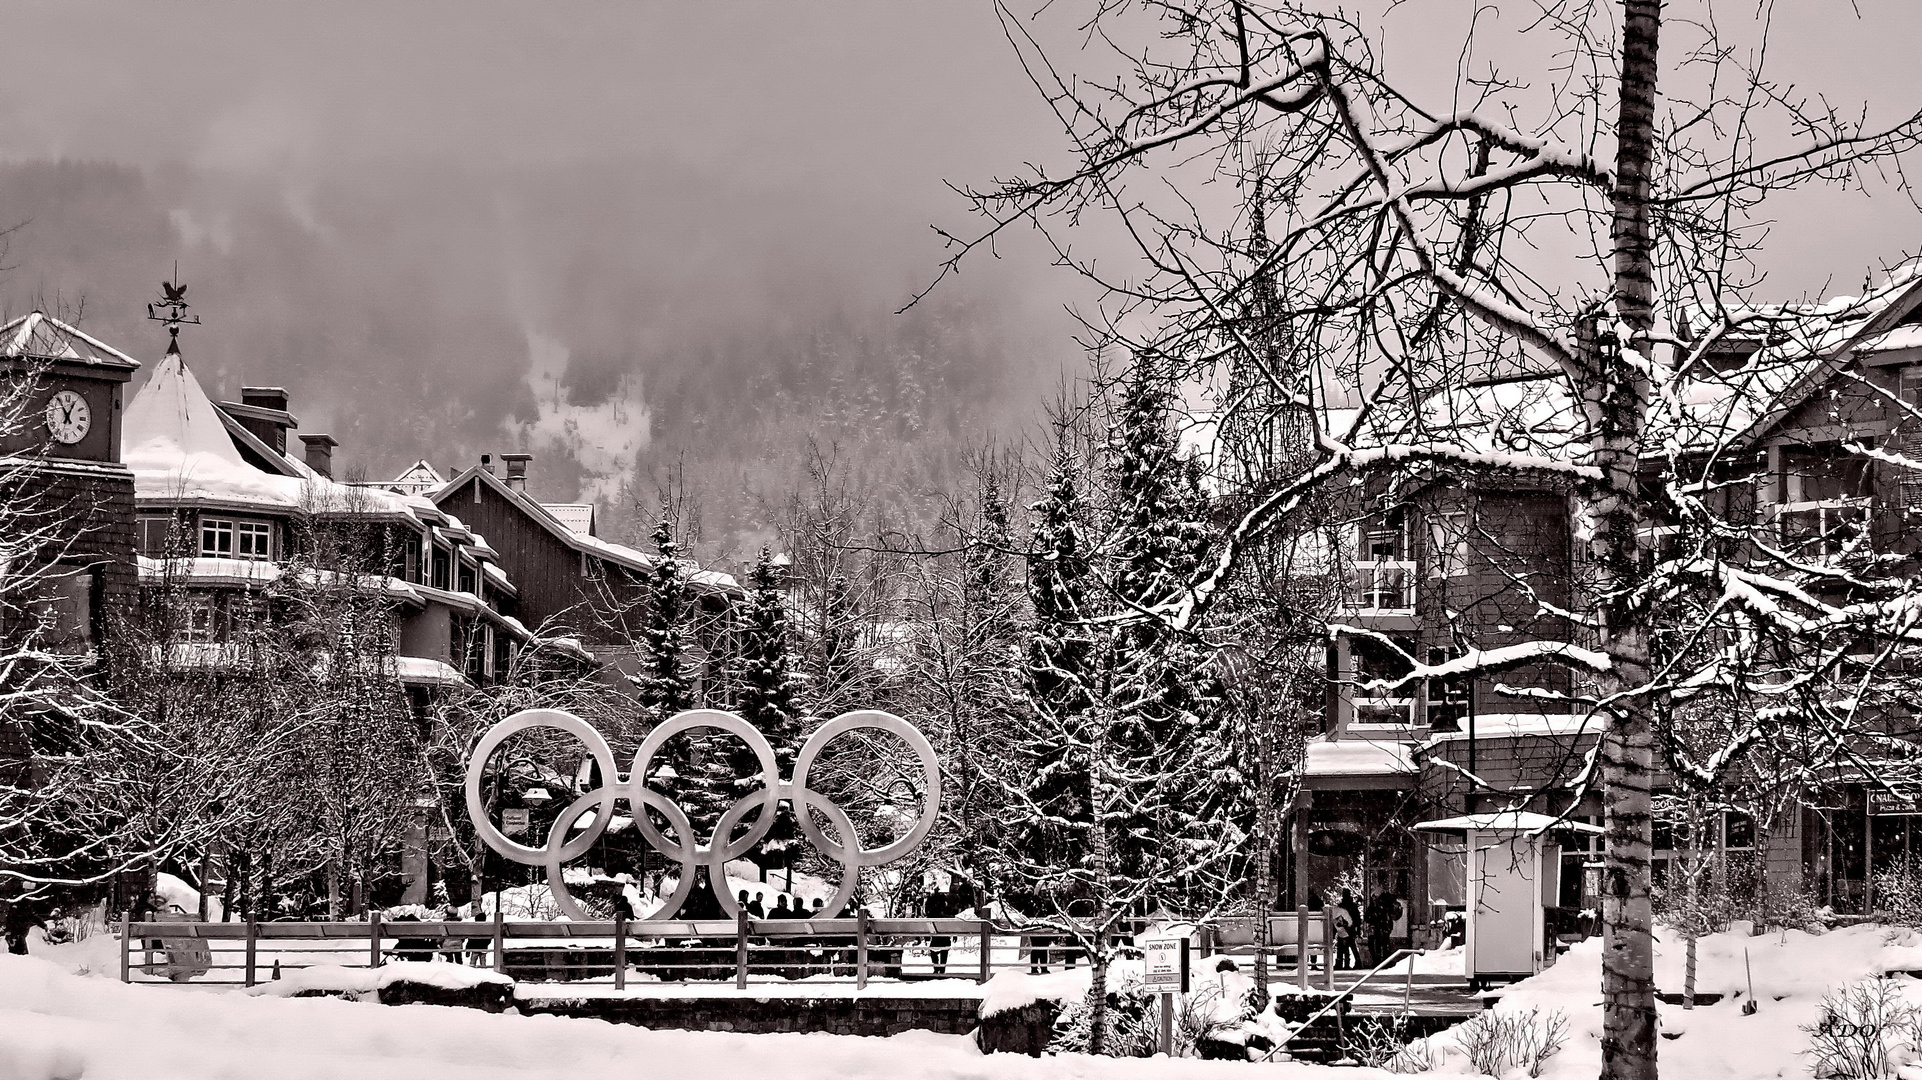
[735,548,805,869]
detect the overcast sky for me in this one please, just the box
[1,1,1918,504]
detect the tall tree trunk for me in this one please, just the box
[1596,3,1662,1079]
[1251,727,1273,1006]
[1086,693,1113,1056]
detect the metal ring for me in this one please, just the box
[791,710,941,867]
[464,707,939,922]
[464,709,618,866]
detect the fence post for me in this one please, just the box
[856,908,870,990]
[492,903,505,974]
[1322,913,1335,991]
[1403,950,1414,1014]
[369,909,383,969]
[1297,909,1309,992]
[735,908,750,990]
[978,920,992,984]
[119,913,131,983]
[614,907,628,991]
[245,918,258,988]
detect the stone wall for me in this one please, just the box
[521,994,982,1038]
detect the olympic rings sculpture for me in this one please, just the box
[464,707,939,921]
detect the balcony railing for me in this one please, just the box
[1351,559,1416,612]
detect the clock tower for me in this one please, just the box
[0,309,141,656]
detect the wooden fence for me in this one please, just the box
[120,908,1339,990]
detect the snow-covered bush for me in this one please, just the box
[1048,976,1244,1057]
[1453,1007,1569,1079]
[1340,1016,1436,1074]
[1872,864,1922,929]
[1803,978,1922,1079]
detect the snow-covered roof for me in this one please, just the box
[395,656,471,689]
[542,502,595,536]
[1413,811,1603,836]
[1302,737,1416,778]
[389,460,447,494]
[0,311,140,369]
[1423,712,1602,747]
[123,352,419,520]
[436,464,741,596]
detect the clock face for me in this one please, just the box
[44,390,91,445]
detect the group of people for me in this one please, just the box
[738,890,827,920]
[1323,886,1406,970]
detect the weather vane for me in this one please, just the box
[146,261,200,356]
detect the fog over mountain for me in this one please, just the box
[1,2,1917,564]
[0,3,1086,563]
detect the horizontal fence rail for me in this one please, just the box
[118,911,1343,991]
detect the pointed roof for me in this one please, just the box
[0,311,140,369]
[390,460,446,494]
[124,352,415,518]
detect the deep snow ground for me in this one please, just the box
[6,920,1920,1079]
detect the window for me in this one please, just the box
[138,515,181,556]
[41,567,96,653]
[1425,645,1470,731]
[235,521,273,561]
[458,564,477,595]
[1429,512,1469,579]
[1349,512,1416,611]
[200,518,233,557]
[431,545,450,590]
[197,518,272,561]
[481,623,496,679]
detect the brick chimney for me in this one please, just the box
[481,453,495,476]
[299,433,339,479]
[501,452,533,493]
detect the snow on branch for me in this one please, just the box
[1330,624,1611,693]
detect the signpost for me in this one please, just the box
[502,809,530,837]
[1141,935,1191,1056]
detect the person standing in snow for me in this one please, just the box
[1333,890,1359,969]
[925,885,955,975]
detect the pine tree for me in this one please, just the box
[637,507,721,833]
[1102,357,1226,905]
[1009,438,1095,892]
[737,548,805,869]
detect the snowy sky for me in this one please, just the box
[0,1,1917,490]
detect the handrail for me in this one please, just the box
[1259,948,1423,1062]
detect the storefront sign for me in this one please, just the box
[1870,792,1922,816]
[502,809,531,836]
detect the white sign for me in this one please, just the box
[1141,936,1189,993]
[502,809,531,837]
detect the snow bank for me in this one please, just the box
[244,962,513,999]
[1430,923,1922,1080]
[0,952,1348,1080]
[979,968,1094,1017]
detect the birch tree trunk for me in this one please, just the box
[1595,3,1662,1078]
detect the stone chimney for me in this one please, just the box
[501,452,533,493]
[299,433,339,479]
